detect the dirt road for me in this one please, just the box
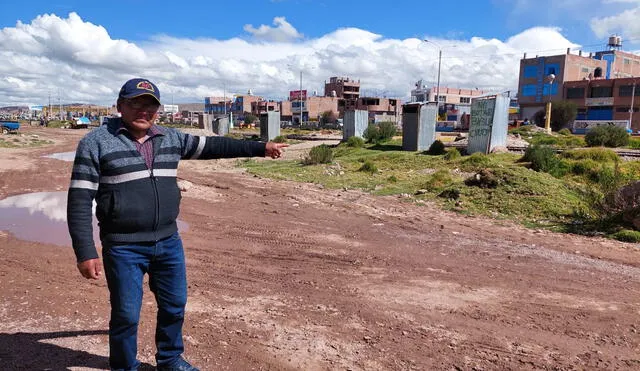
[1,126,639,370]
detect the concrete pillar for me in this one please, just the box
[198,113,213,132]
[467,94,509,154]
[401,102,437,151]
[260,111,281,141]
[213,117,229,136]
[343,110,368,141]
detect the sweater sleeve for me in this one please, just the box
[67,136,100,263]
[178,132,266,160]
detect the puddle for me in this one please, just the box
[0,192,189,247]
[43,152,76,162]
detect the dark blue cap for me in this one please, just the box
[118,78,161,104]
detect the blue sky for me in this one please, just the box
[0,0,638,106]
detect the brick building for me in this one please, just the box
[564,76,640,132]
[517,40,640,121]
[355,97,400,122]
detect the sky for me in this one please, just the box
[1,0,640,107]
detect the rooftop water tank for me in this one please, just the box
[608,34,622,49]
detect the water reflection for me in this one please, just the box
[43,152,76,162]
[0,192,189,247]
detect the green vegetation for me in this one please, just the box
[303,144,334,165]
[426,140,446,155]
[585,125,630,147]
[241,138,640,240]
[272,135,288,143]
[509,126,585,148]
[533,100,577,131]
[363,121,397,144]
[611,229,640,243]
[0,135,53,148]
[346,136,365,148]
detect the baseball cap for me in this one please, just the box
[118,78,161,104]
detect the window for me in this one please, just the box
[566,87,585,99]
[523,66,537,78]
[438,95,446,103]
[544,64,559,76]
[581,67,589,73]
[521,84,537,97]
[590,86,612,98]
[460,97,471,104]
[624,58,631,65]
[619,85,640,96]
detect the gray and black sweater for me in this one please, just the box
[67,118,266,263]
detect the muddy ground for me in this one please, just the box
[0,126,639,370]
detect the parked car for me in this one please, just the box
[0,120,20,134]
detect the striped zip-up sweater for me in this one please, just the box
[67,118,266,262]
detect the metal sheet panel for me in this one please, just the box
[467,95,509,154]
[402,102,437,151]
[343,110,368,141]
[260,111,281,141]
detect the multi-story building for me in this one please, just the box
[204,96,231,116]
[324,77,361,117]
[288,94,339,123]
[355,97,400,123]
[517,36,640,120]
[564,76,640,132]
[324,77,360,100]
[410,80,487,105]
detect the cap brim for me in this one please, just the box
[120,92,161,104]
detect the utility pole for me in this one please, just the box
[436,48,442,113]
[58,89,63,121]
[299,70,303,126]
[630,80,636,131]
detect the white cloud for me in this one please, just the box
[590,6,640,39]
[243,17,302,42]
[0,12,583,107]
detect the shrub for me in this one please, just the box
[521,145,569,177]
[358,160,378,174]
[533,100,577,131]
[303,144,333,165]
[346,136,365,148]
[585,125,629,147]
[426,140,446,155]
[444,148,461,160]
[611,229,640,243]
[387,175,398,183]
[558,128,572,136]
[363,122,396,143]
[570,159,600,175]
[378,121,397,140]
[272,135,288,143]
[424,169,453,190]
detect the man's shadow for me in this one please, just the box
[0,330,155,370]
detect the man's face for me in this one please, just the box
[119,95,160,132]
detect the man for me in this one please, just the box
[67,78,287,371]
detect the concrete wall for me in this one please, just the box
[213,117,229,136]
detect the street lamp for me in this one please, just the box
[287,65,304,126]
[544,74,555,134]
[423,39,443,111]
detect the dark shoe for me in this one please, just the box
[156,357,199,371]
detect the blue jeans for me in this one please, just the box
[102,232,187,370]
